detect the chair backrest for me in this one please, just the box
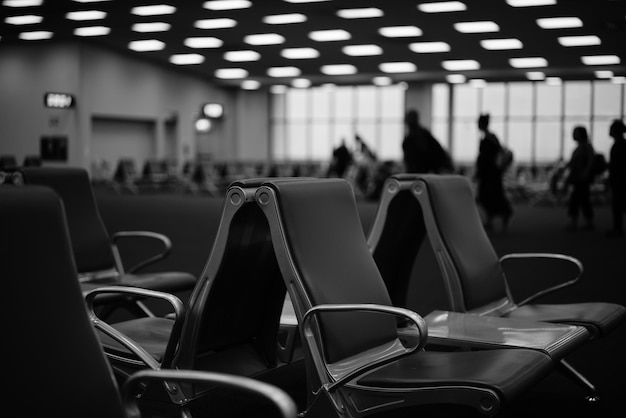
[412,174,512,313]
[258,178,398,365]
[16,167,117,274]
[2,185,126,418]
[173,178,288,378]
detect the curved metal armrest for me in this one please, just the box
[84,286,185,369]
[499,252,584,307]
[302,303,428,392]
[111,231,172,274]
[123,369,298,418]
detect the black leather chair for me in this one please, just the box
[2,185,297,418]
[14,166,197,318]
[84,178,307,412]
[254,178,554,417]
[368,173,626,402]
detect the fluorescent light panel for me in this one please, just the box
[244,33,285,45]
[342,44,383,56]
[507,0,556,6]
[74,26,110,36]
[447,74,466,83]
[5,15,42,24]
[18,30,51,40]
[128,39,165,52]
[309,29,351,41]
[133,22,171,33]
[170,54,205,65]
[481,38,523,50]
[66,10,106,20]
[510,57,548,68]
[320,64,357,75]
[131,5,176,16]
[418,2,467,13]
[4,0,43,6]
[409,41,450,53]
[336,8,383,19]
[281,47,319,59]
[558,35,601,47]
[526,71,546,80]
[379,62,417,73]
[195,18,237,29]
[241,80,261,90]
[215,68,248,79]
[373,76,392,86]
[267,66,301,77]
[595,70,614,79]
[454,21,499,33]
[292,78,311,88]
[582,55,620,65]
[442,59,480,71]
[184,37,223,48]
[224,50,260,62]
[537,17,582,29]
[263,14,306,24]
[204,0,251,10]
[379,26,422,37]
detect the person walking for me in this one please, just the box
[402,108,453,174]
[606,119,626,238]
[564,125,595,230]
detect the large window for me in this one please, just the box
[270,84,406,162]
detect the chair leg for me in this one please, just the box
[557,359,599,402]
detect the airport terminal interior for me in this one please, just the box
[1,1,626,417]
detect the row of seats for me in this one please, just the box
[3,168,625,417]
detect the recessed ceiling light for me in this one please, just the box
[480,38,523,50]
[66,10,106,21]
[321,64,358,75]
[292,78,312,88]
[595,70,614,79]
[241,80,261,90]
[409,41,450,53]
[244,33,285,45]
[309,29,351,42]
[195,18,237,29]
[72,0,112,3]
[526,71,546,80]
[510,57,548,68]
[184,37,223,48]
[4,0,43,6]
[224,50,260,62]
[507,0,556,6]
[284,0,330,3]
[74,26,110,36]
[454,21,500,33]
[336,8,383,19]
[267,66,301,77]
[5,15,42,25]
[379,26,422,37]
[582,55,621,65]
[447,74,466,83]
[418,2,467,13]
[558,35,601,47]
[470,79,487,87]
[373,76,392,86]
[536,17,582,29]
[281,47,319,59]
[204,0,251,10]
[546,77,562,85]
[379,62,417,73]
[128,39,165,52]
[18,30,52,40]
[131,5,176,16]
[270,85,288,94]
[342,44,383,56]
[442,59,480,71]
[215,68,248,79]
[170,54,205,65]
[263,13,306,24]
[132,22,171,33]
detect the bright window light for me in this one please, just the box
[128,39,165,52]
[195,18,237,29]
[418,2,467,13]
[379,26,422,37]
[241,80,261,90]
[132,22,171,33]
[526,71,546,80]
[170,54,205,65]
[581,55,621,65]
[595,70,614,79]
[131,5,176,16]
[281,47,319,59]
[292,78,312,88]
[454,21,499,33]
[612,76,626,84]
[510,57,548,68]
[507,0,556,6]
[267,66,301,77]
[244,33,285,45]
[558,35,601,47]
[379,62,417,73]
[263,13,306,24]
[5,15,42,24]
[447,74,466,83]
[203,0,251,10]
[546,77,561,85]
[74,26,110,36]
[184,37,223,48]
[442,59,480,71]
[3,0,43,6]
[342,44,383,56]
[481,38,523,50]
[373,76,392,86]
[66,10,106,20]
[336,8,383,19]
[224,50,260,62]
[18,30,52,40]
[409,41,450,53]
[215,68,248,79]
[309,29,351,42]
[320,64,358,75]
[536,17,582,29]
[470,79,487,87]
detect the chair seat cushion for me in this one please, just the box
[98,317,174,362]
[506,302,626,338]
[357,349,552,401]
[120,271,197,292]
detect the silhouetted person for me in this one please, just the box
[475,113,513,231]
[606,119,626,238]
[565,125,595,230]
[402,108,453,174]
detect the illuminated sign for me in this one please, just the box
[44,92,75,109]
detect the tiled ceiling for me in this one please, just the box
[1,0,625,89]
